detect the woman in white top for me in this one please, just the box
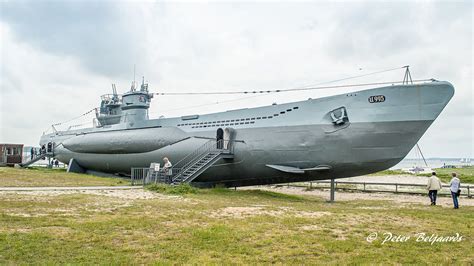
[162,157,173,182]
[449,172,461,209]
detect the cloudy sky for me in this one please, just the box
[0,0,472,158]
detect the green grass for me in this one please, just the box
[369,169,406,176]
[0,167,128,187]
[372,167,474,183]
[0,186,472,264]
[146,183,198,194]
[421,167,474,183]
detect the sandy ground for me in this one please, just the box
[345,174,431,184]
[0,180,472,207]
[245,186,474,207]
[0,187,176,200]
[209,205,331,219]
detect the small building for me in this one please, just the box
[0,144,24,166]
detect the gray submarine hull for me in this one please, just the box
[41,81,454,187]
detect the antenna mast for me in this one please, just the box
[402,65,413,84]
[133,64,136,89]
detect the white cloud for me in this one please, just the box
[0,1,472,157]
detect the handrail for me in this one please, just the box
[170,139,233,182]
[285,180,473,198]
[299,180,472,188]
[173,140,223,172]
[132,139,235,184]
[171,139,216,170]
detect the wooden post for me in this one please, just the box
[330,179,335,202]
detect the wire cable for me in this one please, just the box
[51,107,97,126]
[154,78,432,96]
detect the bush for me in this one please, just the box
[146,183,199,195]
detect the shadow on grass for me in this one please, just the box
[27,167,67,173]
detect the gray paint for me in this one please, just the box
[40,81,454,187]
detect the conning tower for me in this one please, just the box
[120,77,153,124]
[96,84,122,126]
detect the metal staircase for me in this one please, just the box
[131,139,234,185]
[170,139,234,184]
[20,152,53,167]
[20,143,57,168]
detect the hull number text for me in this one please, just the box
[368,95,385,103]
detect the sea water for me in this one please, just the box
[391,158,472,170]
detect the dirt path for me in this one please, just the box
[246,186,474,207]
[0,186,140,191]
[0,187,173,200]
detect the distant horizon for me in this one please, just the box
[403,157,473,160]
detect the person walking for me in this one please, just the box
[30,147,34,160]
[426,172,443,205]
[449,173,461,209]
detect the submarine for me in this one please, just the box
[38,76,454,187]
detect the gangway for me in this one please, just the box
[171,141,234,184]
[133,139,234,185]
[20,152,54,168]
[20,143,56,168]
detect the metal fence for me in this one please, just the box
[282,181,472,198]
[131,167,173,185]
[131,168,150,185]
